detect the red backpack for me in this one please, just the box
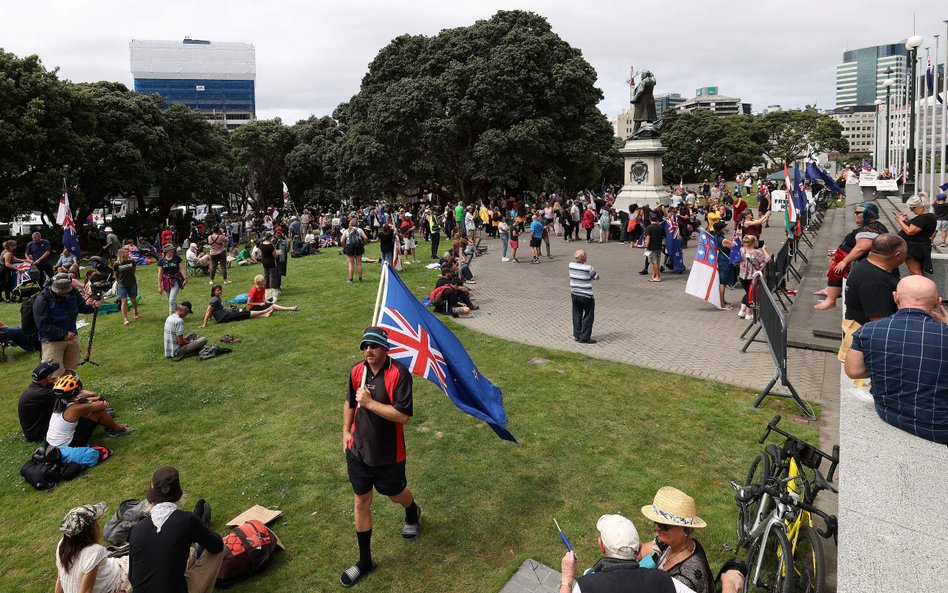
[216,520,279,587]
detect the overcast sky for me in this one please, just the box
[1,0,945,124]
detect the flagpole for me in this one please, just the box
[918,47,928,198]
[942,21,948,190]
[372,262,388,327]
[931,37,939,198]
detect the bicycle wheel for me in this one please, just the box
[744,526,793,593]
[738,453,772,544]
[791,525,824,593]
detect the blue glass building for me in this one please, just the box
[130,38,256,129]
[836,43,908,107]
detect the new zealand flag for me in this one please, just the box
[378,265,516,442]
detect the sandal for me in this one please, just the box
[340,562,376,587]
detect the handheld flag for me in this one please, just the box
[729,232,743,265]
[391,231,403,271]
[57,180,82,260]
[782,163,797,238]
[792,163,806,237]
[662,217,685,272]
[378,265,516,442]
[685,229,721,309]
[554,518,575,556]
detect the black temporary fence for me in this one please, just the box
[742,271,815,420]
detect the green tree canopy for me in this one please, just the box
[755,108,849,167]
[661,111,764,183]
[286,115,342,210]
[230,118,295,212]
[335,10,615,203]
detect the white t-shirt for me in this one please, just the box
[164,314,185,357]
[55,541,123,593]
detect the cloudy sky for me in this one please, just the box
[1,0,945,123]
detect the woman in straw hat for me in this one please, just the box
[638,486,714,593]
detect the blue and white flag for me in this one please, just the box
[56,180,82,260]
[685,229,721,309]
[378,265,516,442]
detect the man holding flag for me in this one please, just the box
[340,326,421,587]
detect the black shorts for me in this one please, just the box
[344,244,365,257]
[529,237,542,248]
[346,450,407,496]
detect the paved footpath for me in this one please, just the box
[455,224,835,406]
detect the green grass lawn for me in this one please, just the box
[0,243,817,592]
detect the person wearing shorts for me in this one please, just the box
[113,248,140,325]
[529,215,544,264]
[934,192,948,247]
[340,326,421,588]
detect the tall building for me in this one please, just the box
[130,38,256,129]
[654,93,685,121]
[828,105,878,155]
[675,87,750,116]
[608,108,635,139]
[835,43,908,107]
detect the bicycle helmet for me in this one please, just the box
[52,373,82,397]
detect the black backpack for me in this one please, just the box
[20,291,43,350]
[20,445,83,490]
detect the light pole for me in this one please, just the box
[883,72,894,171]
[904,35,923,198]
[874,99,882,168]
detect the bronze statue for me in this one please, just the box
[630,70,657,138]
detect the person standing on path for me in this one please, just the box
[643,212,665,282]
[529,215,544,264]
[569,250,600,344]
[340,327,421,587]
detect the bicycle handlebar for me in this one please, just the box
[759,415,840,474]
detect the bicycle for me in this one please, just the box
[733,415,839,593]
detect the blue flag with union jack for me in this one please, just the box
[57,180,82,260]
[378,265,516,442]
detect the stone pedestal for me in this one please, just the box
[615,137,669,211]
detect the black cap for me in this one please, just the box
[178,301,193,314]
[32,362,60,381]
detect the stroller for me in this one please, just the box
[11,263,41,302]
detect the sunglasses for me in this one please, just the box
[361,343,385,351]
[654,522,676,531]
[854,211,864,215]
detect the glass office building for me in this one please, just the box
[130,38,256,129]
[836,43,908,107]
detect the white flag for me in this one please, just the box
[684,229,722,309]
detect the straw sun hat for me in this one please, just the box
[640,486,707,529]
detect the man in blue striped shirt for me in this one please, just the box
[569,250,600,344]
[845,275,948,444]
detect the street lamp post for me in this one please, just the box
[904,35,923,198]
[883,73,894,171]
[874,99,883,168]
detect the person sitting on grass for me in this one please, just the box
[55,502,132,593]
[19,362,59,442]
[200,284,272,328]
[45,372,134,447]
[248,275,299,313]
[164,301,207,360]
[236,243,258,266]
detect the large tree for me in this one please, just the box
[335,10,615,203]
[230,118,295,213]
[152,105,235,219]
[285,115,342,210]
[755,108,849,167]
[662,110,764,183]
[0,50,91,222]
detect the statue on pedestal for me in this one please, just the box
[628,70,658,140]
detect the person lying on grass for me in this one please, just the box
[200,284,272,328]
[248,275,299,313]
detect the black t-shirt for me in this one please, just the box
[208,296,227,322]
[113,261,137,286]
[844,260,900,324]
[346,358,413,466]
[435,276,451,288]
[933,202,948,221]
[379,232,395,253]
[158,255,181,276]
[18,382,55,442]
[129,509,223,593]
[259,243,276,268]
[645,223,665,252]
[899,213,936,244]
